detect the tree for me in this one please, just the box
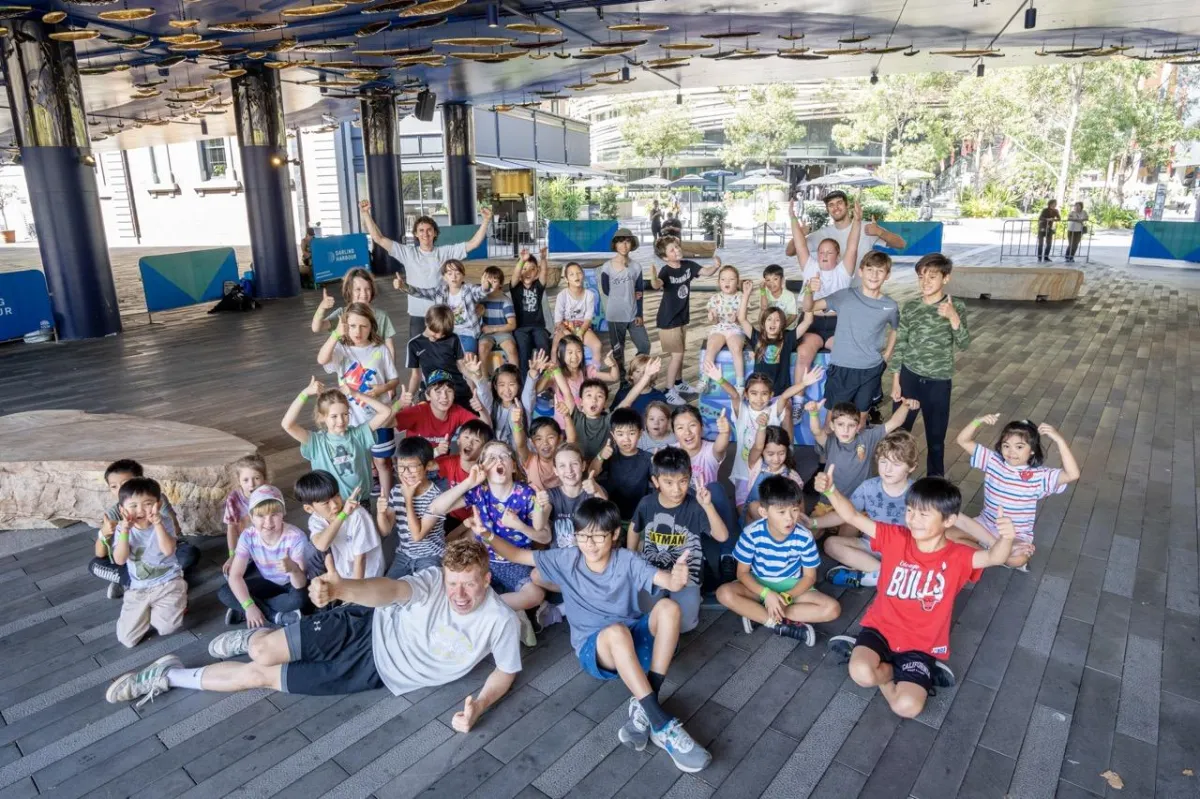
[947,70,1031,190]
[718,84,806,172]
[618,102,702,176]
[828,73,955,170]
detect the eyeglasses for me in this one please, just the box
[576,532,614,546]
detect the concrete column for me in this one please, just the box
[442,102,477,225]
[360,93,403,275]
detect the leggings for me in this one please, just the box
[89,541,200,587]
[218,573,308,616]
[894,366,952,477]
[607,321,652,377]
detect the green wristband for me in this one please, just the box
[240,598,254,610]
[115,532,129,543]
[971,418,984,428]
[759,587,771,602]
[336,510,347,521]
[228,548,236,558]
[298,392,309,403]
[331,329,342,341]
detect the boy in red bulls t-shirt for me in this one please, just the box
[815,465,1015,719]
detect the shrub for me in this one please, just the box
[699,205,727,237]
[597,185,620,219]
[1089,200,1137,230]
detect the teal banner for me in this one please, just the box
[437,225,488,260]
[548,220,619,253]
[1129,221,1200,263]
[139,248,239,312]
[873,221,943,256]
[312,233,370,284]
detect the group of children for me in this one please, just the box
[95,207,1081,772]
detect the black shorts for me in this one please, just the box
[825,362,887,412]
[807,314,837,343]
[855,626,936,693]
[281,605,384,696]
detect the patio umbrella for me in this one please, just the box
[627,175,671,188]
[729,174,789,188]
[897,168,933,182]
[702,168,736,193]
[746,167,783,176]
[669,174,716,224]
[578,176,622,189]
[810,168,886,188]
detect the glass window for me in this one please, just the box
[197,138,228,180]
[420,135,443,154]
[399,136,420,155]
[421,169,442,207]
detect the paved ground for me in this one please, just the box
[0,234,1198,798]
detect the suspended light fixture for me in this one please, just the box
[620,65,630,81]
[976,62,985,77]
[200,119,208,134]
[1024,2,1036,29]
[486,2,497,27]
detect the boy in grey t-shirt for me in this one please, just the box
[111,477,187,648]
[806,399,918,505]
[600,229,651,379]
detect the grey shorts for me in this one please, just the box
[480,332,515,346]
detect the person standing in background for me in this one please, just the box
[1036,200,1060,262]
[1065,202,1088,263]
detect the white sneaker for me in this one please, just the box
[674,380,697,395]
[741,617,754,635]
[105,654,182,706]
[664,389,687,405]
[617,697,651,751]
[860,570,880,588]
[518,610,538,647]
[535,601,564,629]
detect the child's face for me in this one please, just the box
[860,262,890,291]
[520,262,538,284]
[323,401,351,435]
[397,456,427,486]
[424,326,446,341]
[531,427,561,460]
[718,270,738,294]
[612,425,640,454]
[764,273,782,294]
[483,273,501,292]
[566,265,583,288]
[305,495,344,522]
[745,381,772,411]
[1000,434,1033,467]
[918,267,948,298]
[580,386,608,417]
[761,500,801,533]
[664,243,682,261]
[428,383,455,413]
[672,413,701,450]
[614,239,632,256]
[414,221,437,249]
[763,442,789,472]
[831,413,859,443]
[496,372,519,403]
[652,471,690,505]
[238,468,265,497]
[459,430,486,462]
[554,451,583,486]
[576,523,617,560]
[817,241,840,270]
[763,311,783,338]
[345,312,372,346]
[253,509,285,538]
[120,493,158,526]
[481,445,514,483]
[905,504,955,542]
[444,266,465,289]
[563,342,583,370]
[349,277,374,304]
[876,455,912,486]
[107,470,136,498]
[645,408,670,438]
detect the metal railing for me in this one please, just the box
[486,219,546,259]
[999,218,1092,264]
[753,222,788,250]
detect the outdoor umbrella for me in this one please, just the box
[746,167,783,176]
[810,168,886,188]
[896,168,933,182]
[627,176,671,188]
[729,174,789,225]
[670,174,716,224]
[578,176,622,189]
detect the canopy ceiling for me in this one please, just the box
[2,0,1199,151]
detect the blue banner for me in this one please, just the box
[548,220,619,253]
[1129,221,1200,263]
[139,248,239,313]
[874,221,943,257]
[0,270,53,341]
[436,225,488,260]
[312,233,371,284]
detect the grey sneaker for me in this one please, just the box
[932,661,956,689]
[208,628,260,660]
[664,389,687,406]
[273,610,302,627]
[829,634,855,663]
[106,582,124,600]
[765,618,816,646]
[741,616,754,635]
[617,697,651,751]
[650,719,712,773]
[105,654,182,706]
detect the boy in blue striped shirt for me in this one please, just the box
[716,476,840,644]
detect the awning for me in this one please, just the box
[474,157,619,179]
[474,155,527,171]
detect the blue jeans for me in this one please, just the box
[694,481,740,589]
[459,334,478,354]
[386,551,443,579]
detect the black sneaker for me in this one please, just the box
[867,405,884,426]
[768,619,816,646]
[931,661,956,689]
[828,634,855,662]
[224,607,244,626]
[719,556,738,584]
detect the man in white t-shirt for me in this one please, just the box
[785,190,906,268]
[359,200,493,341]
[106,540,523,733]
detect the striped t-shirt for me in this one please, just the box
[733,518,821,580]
[385,482,446,561]
[970,444,1066,540]
[482,294,515,331]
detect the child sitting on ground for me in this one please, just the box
[596,407,654,522]
[313,268,397,360]
[553,262,605,366]
[434,417,494,528]
[93,459,195,600]
[699,264,748,392]
[379,436,446,578]
[742,425,806,523]
[812,430,917,588]
[397,258,488,354]
[428,440,549,647]
[638,401,677,453]
[539,335,620,430]
[629,447,728,633]
[539,444,608,548]
[670,404,737,584]
[406,304,474,407]
[553,362,651,462]
[483,497,711,774]
[296,471,384,580]
[477,266,520,377]
[219,486,310,628]
[950,415,1080,568]
[716,475,840,644]
[283,376,393,501]
[819,468,1016,719]
[111,477,188,648]
[222,454,267,576]
[514,413,568,491]
[464,358,530,448]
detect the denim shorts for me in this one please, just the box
[577,615,655,681]
[490,559,534,594]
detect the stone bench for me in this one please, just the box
[0,410,258,534]
[950,266,1084,301]
[679,240,717,259]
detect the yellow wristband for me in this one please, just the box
[240,598,254,610]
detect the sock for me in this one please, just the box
[861,570,880,588]
[638,693,673,732]
[648,671,666,697]
[166,667,206,690]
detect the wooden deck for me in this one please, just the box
[0,239,1197,798]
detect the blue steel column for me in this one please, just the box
[1,20,120,339]
[360,93,403,275]
[442,102,477,225]
[231,64,300,298]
